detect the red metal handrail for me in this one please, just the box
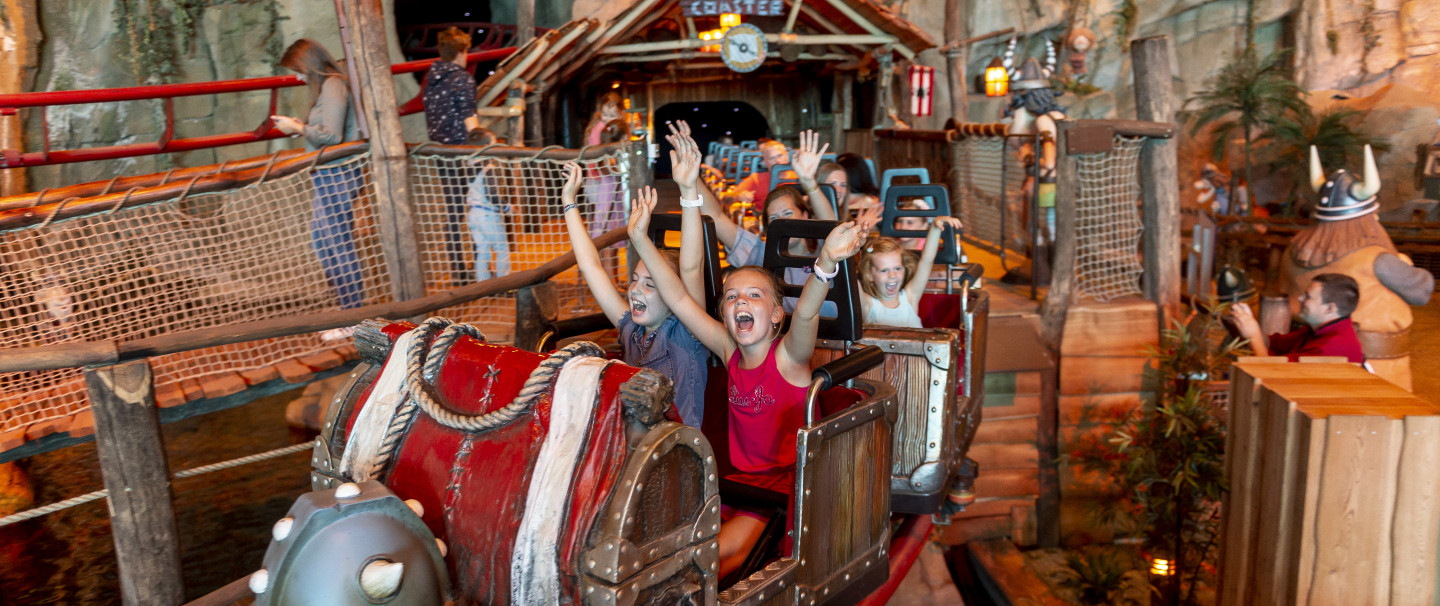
[0,47,517,169]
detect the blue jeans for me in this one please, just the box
[467,206,510,282]
[311,164,364,309]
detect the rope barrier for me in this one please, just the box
[0,439,319,528]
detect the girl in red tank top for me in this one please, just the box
[627,184,865,581]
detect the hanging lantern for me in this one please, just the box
[984,57,1008,97]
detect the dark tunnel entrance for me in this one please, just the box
[652,102,771,178]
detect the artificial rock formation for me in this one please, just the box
[11,0,424,192]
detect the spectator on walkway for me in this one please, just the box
[585,93,628,244]
[464,129,511,282]
[1229,273,1365,363]
[271,39,364,309]
[424,27,481,283]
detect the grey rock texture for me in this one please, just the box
[15,0,423,192]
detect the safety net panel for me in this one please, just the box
[0,152,392,433]
[407,147,628,342]
[950,135,1029,259]
[1072,135,1146,302]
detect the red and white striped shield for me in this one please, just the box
[909,65,934,117]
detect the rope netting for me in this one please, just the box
[0,145,629,434]
[407,149,627,336]
[950,135,1029,256]
[0,152,391,433]
[1071,135,1146,302]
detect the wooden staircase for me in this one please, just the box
[938,278,1158,548]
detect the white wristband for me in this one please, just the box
[812,262,839,283]
[679,195,703,208]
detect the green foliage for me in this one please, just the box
[1261,107,1392,202]
[1073,303,1242,605]
[1062,550,1131,605]
[1053,76,1102,97]
[1115,0,1139,43]
[1180,49,1309,204]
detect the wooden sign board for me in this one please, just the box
[681,0,786,17]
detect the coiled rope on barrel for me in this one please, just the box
[0,439,318,528]
[398,316,603,433]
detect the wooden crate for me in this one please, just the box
[1220,361,1440,606]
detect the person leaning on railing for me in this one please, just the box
[271,39,365,310]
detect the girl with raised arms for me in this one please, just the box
[626,174,865,579]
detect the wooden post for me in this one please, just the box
[872,50,893,129]
[625,138,652,277]
[839,72,854,148]
[343,0,425,303]
[1131,36,1181,329]
[84,360,184,606]
[526,97,543,146]
[1039,120,1078,353]
[942,0,969,123]
[516,0,535,46]
[1037,363,1060,548]
[831,72,845,154]
[514,281,558,351]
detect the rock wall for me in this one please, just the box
[884,0,1440,208]
[9,0,424,193]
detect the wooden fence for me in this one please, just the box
[1221,359,1440,605]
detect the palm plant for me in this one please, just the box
[1180,49,1310,201]
[1261,107,1391,205]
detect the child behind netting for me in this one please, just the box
[464,128,511,282]
[857,214,963,328]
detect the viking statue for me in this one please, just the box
[1283,145,1434,390]
[1002,36,1065,179]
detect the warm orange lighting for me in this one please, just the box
[719,13,741,28]
[1150,558,1175,576]
[622,98,632,110]
[611,81,620,89]
[984,57,1008,97]
[699,29,724,53]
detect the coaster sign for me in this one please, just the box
[681,0,785,16]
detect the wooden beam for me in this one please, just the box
[0,228,630,373]
[344,0,424,303]
[599,34,899,55]
[942,0,969,123]
[85,360,184,606]
[1039,119,1078,354]
[821,0,914,59]
[516,0,535,46]
[872,49,894,128]
[596,51,852,66]
[831,72,846,153]
[1131,36,1181,327]
[783,0,805,33]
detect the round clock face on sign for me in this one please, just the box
[721,23,767,73]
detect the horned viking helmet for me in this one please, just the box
[1002,36,1057,91]
[1309,144,1381,221]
